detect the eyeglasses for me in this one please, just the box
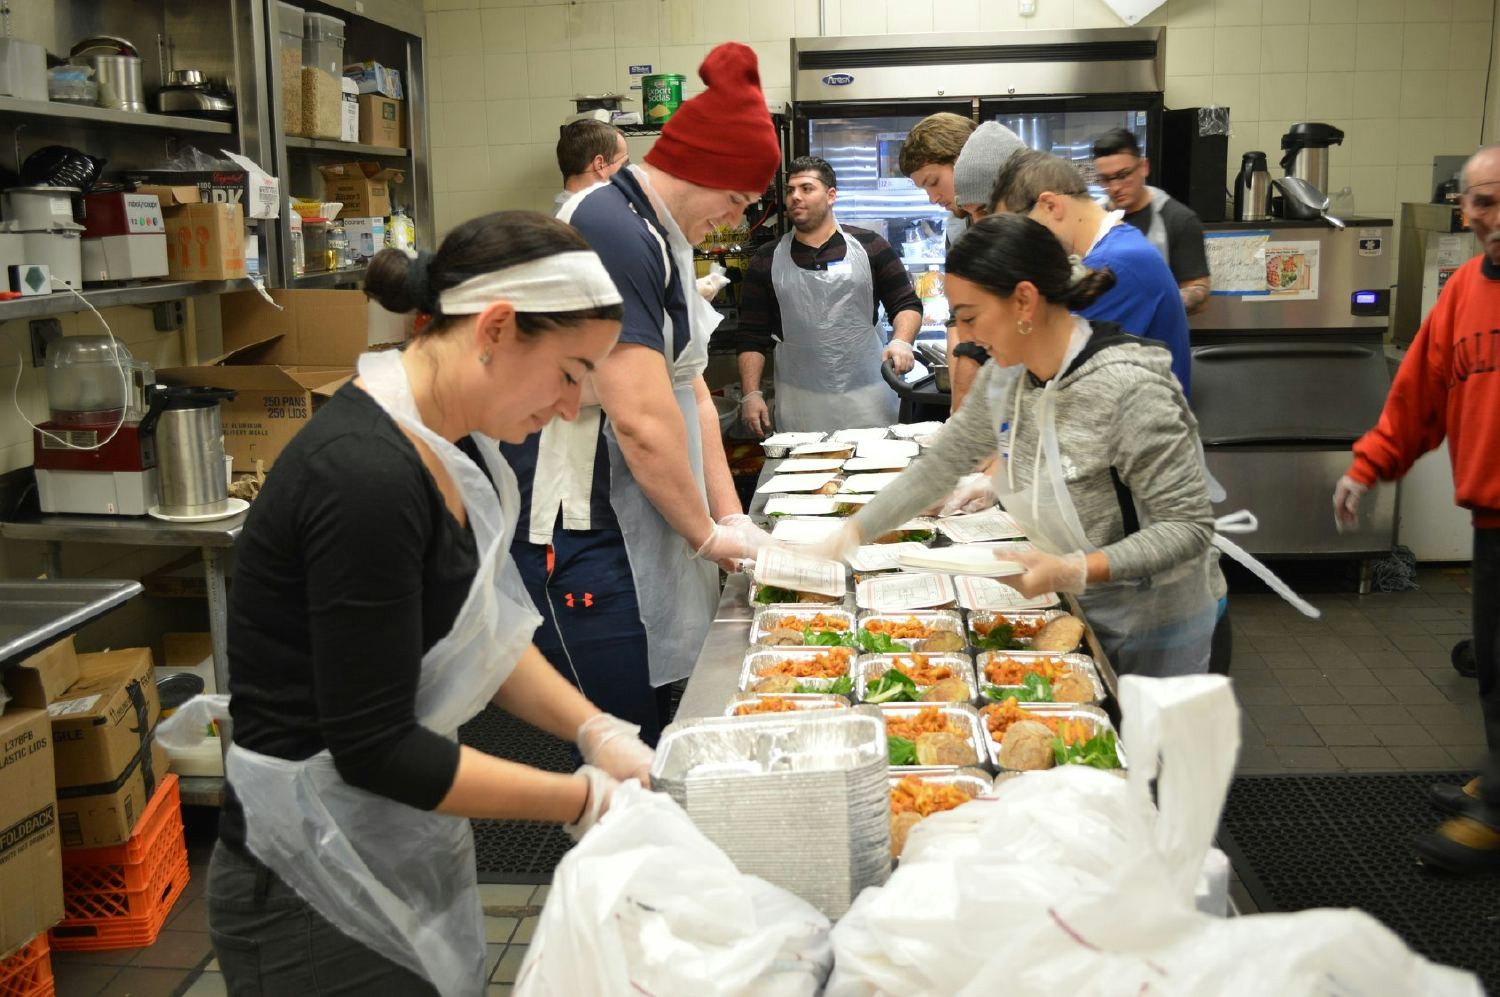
[1096,162,1140,186]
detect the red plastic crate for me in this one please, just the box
[0,933,55,997]
[49,775,189,952]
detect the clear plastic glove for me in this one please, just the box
[1332,474,1368,531]
[809,520,862,565]
[999,548,1089,597]
[564,764,618,841]
[740,391,773,437]
[883,339,915,375]
[576,713,653,785]
[695,513,773,564]
[696,265,730,301]
[939,473,998,516]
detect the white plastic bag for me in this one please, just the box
[515,782,832,997]
[154,693,231,750]
[826,675,1483,997]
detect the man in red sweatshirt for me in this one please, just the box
[1334,144,1500,873]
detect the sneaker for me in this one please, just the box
[1414,815,1500,874]
[1451,639,1476,678]
[1428,776,1483,816]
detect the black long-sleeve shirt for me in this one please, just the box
[736,227,922,356]
[219,381,483,852]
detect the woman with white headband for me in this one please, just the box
[208,213,650,996]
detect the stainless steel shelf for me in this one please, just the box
[0,278,258,322]
[0,96,234,134]
[293,266,367,288]
[285,135,408,158]
[0,579,143,667]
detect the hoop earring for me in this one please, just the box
[1016,319,1034,337]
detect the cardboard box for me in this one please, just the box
[358,95,402,148]
[340,77,360,144]
[125,151,280,220]
[163,202,247,281]
[55,740,168,848]
[344,61,403,99]
[342,216,386,261]
[0,639,67,955]
[159,633,216,696]
[320,162,404,218]
[82,234,170,282]
[135,184,201,209]
[221,287,394,365]
[50,648,161,792]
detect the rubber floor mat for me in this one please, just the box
[460,706,575,885]
[1217,772,1499,994]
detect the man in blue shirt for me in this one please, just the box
[988,149,1192,397]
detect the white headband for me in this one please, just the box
[437,251,623,316]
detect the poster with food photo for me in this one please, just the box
[1259,241,1320,301]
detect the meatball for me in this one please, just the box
[1032,616,1085,653]
[1052,670,1095,703]
[915,731,978,766]
[919,630,967,653]
[753,675,802,693]
[762,627,805,646]
[920,678,972,703]
[998,719,1055,770]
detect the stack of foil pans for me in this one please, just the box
[650,710,891,918]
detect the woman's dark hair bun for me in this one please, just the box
[365,248,425,315]
[1062,268,1117,311]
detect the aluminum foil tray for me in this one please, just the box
[650,710,892,918]
[865,702,988,770]
[867,517,938,545]
[856,609,966,652]
[855,652,977,703]
[977,702,1127,772]
[738,646,857,693]
[748,580,848,609]
[966,609,1078,651]
[724,692,851,717]
[750,606,857,646]
[976,650,1105,704]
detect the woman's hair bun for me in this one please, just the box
[1062,267,1117,311]
[365,248,428,315]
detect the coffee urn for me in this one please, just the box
[1234,152,1271,221]
[1279,122,1344,196]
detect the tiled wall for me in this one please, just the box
[423,0,1499,236]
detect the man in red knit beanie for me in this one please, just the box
[500,43,782,744]
[1335,144,1500,873]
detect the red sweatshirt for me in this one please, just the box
[1349,253,1500,527]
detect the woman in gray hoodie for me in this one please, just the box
[835,213,1224,676]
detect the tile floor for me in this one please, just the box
[47,565,1486,995]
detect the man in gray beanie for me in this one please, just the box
[952,121,1028,221]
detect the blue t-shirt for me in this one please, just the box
[501,170,692,538]
[1081,223,1192,397]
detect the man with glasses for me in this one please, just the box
[554,119,629,213]
[1092,128,1211,315]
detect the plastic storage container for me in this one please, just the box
[328,220,349,270]
[303,218,330,272]
[276,2,305,135]
[300,11,344,138]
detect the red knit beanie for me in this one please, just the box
[643,43,781,193]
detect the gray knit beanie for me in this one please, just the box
[952,121,1028,209]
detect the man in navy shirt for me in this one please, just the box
[502,43,781,743]
[988,150,1192,397]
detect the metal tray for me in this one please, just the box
[864,702,988,769]
[867,517,938,546]
[856,609,966,651]
[748,581,847,609]
[978,702,1126,772]
[966,609,1079,651]
[761,431,826,459]
[976,651,1105,704]
[855,653,977,703]
[739,646,858,693]
[887,766,993,800]
[725,692,852,717]
[750,606,858,646]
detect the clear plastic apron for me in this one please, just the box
[603,165,720,686]
[1143,186,1171,262]
[987,318,1217,677]
[225,349,542,997]
[770,227,899,433]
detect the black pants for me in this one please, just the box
[1472,528,1500,818]
[1208,600,1233,676]
[208,842,438,997]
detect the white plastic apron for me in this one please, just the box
[770,227,898,433]
[225,350,542,997]
[1143,186,1171,262]
[987,318,1217,677]
[603,165,720,686]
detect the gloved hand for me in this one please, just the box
[696,270,730,301]
[740,390,773,436]
[695,513,773,564]
[564,764,618,842]
[998,548,1089,597]
[1332,474,1368,531]
[809,520,862,565]
[939,472,998,516]
[883,339,915,374]
[576,713,653,785]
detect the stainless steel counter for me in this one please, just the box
[676,573,754,721]
[0,578,143,666]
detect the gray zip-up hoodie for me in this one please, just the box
[857,322,1216,582]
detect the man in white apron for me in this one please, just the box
[736,156,921,435]
[1092,128,1212,315]
[503,43,782,742]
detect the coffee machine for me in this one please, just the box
[32,336,163,516]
